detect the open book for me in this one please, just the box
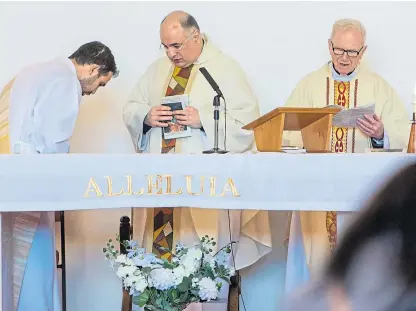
[328,103,375,128]
[161,94,192,140]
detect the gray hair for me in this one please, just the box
[330,18,367,45]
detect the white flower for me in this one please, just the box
[180,247,202,275]
[133,253,163,268]
[187,248,203,261]
[215,249,231,267]
[124,275,135,288]
[150,268,176,290]
[133,275,148,293]
[172,265,189,286]
[115,254,135,266]
[192,277,199,288]
[116,265,137,279]
[198,277,218,301]
[115,254,127,263]
[122,270,147,292]
[203,254,216,272]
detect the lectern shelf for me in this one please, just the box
[242,107,342,152]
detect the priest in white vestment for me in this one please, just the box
[123,11,272,310]
[283,19,410,294]
[0,41,118,311]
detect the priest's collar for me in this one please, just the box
[331,62,357,82]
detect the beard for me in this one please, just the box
[79,74,98,95]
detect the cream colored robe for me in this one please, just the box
[123,34,272,274]
[284,62,410,281]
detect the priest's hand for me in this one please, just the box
[357,114,384,140]
[174,106,202,129]
[144,106,172,128]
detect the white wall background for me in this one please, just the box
[1,1,416,311]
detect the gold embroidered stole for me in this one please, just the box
[154,64,194,260]
[326,78,358,251]
[0,79,42,311]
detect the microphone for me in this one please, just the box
[199,67,228,154]
[199,67,223,98]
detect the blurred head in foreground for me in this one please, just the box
[284,162,416,311]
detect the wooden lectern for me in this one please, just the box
[243,107,342,152]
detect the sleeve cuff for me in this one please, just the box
[143,122,151,135]
[371,129,390,149]
[139,131,150,151]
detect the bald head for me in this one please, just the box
[160,11,200,33]
[159,11,203,68]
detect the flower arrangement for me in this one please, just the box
[103,235,236,311]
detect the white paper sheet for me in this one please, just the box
[330,103,375,128]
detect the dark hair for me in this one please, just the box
[180,14,200,31]
[327,162,416,286]
[160,12,200,31]
[69,41,119,77]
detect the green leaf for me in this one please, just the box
[156,297,164,308]
[144,306,163,311]
[168,289,179,302]
[190,296,200,302]
[219,276,231,284]
[178,290,189,303]
[141,267,152,274]
[202,268,215,279]
[177,276,191,292]
[133,290,149,307]
[161,258,175,269]
[163,261,175,269]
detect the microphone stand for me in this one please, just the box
[203,94,228,154]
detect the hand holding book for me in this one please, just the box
[161,94,193,139]
[144,106,172,128]
[357,113,384,140]
[174,106,202,129]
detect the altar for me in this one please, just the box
[1,152,416,309]
[1,152,415,212]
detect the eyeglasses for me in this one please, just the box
[160,30,196,53]
[331,41,364,57]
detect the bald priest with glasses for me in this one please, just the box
[123,10,272,308]
[283,18,410,294]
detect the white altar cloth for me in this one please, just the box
[0,152,415,212]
